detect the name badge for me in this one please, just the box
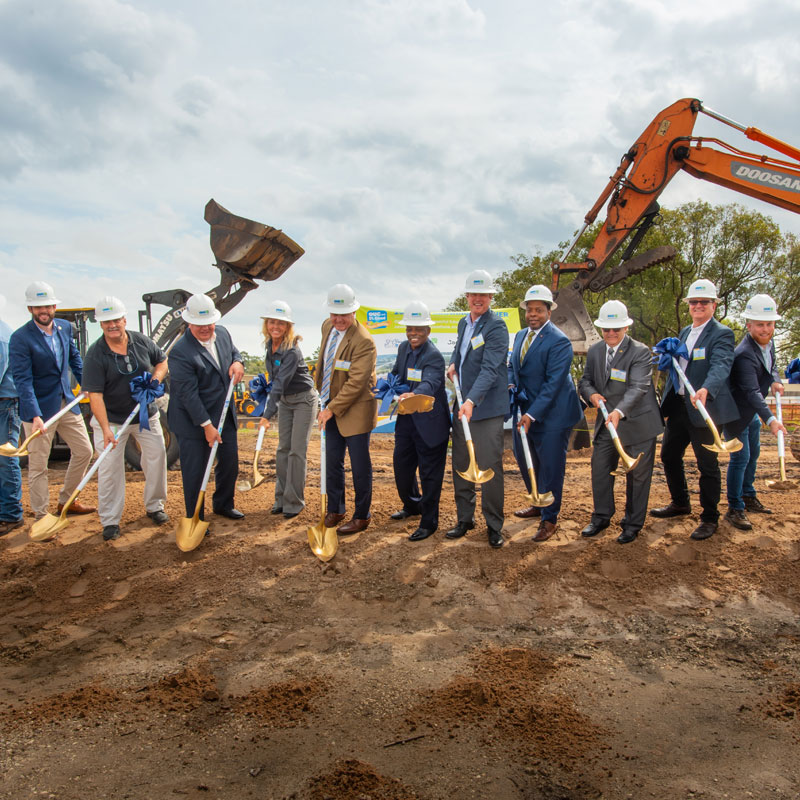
[407,368,422,382]
[692,348,706,361]
[470,333,485,349]
[610,368,627,382]
[334,359,351,371]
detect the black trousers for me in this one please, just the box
[176,421,239,519]
[393,416,448,531]
[660,398,720,523]
[325,417,372,520]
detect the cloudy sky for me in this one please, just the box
[2,0,800,355]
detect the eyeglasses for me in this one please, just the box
[114,350,139,375]
[688,299,713,306]
[601,328,624,333]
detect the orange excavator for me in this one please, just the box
[551,98,800,353]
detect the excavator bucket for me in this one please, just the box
[550,284,602,356]
[204,199,305,282]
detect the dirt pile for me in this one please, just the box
[298,758,419,800]
[233,678,329,726]
[1,684,129,729]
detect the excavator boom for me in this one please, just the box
[551,98,800,353]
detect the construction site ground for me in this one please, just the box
[2,429,800,800]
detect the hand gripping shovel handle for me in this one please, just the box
[597,399,642,474]
[451,374,473,442]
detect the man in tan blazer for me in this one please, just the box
[315,284,377,534]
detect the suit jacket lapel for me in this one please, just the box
[191,332,226,380]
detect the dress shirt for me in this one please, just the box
[678,320,710,395]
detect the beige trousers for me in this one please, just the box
[23,405,93,516]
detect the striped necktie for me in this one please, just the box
[520,329,535,362]
[605,346,614,380]
[319,329,340,404]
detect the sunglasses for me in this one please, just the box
[601,328,624,333]
[688,299,713,306]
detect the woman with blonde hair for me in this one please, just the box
[260,300,318,519]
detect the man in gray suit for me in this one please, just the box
[446,270,510,548]
[578,300,663,544]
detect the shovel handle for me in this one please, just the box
[254,422,267,453]
[197,375,238,494]
[319,404,327,498]
[597,399,622,443]
[517,408,535,471]
[42,392,87,430]
[775,392,786,458]
[452,374,473,443]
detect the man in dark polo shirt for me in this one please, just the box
[82,296,169,541]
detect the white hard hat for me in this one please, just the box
[594,300,633,328]
[181,293,221,325]
[743,293,781,322]
[25,281,60,307]
[520,284,557,310]
[684,279,718,301]
[399,300,435,327]
[325,284,359,313]
[94,296,127,322]
[464,270,497,294]
[262,299,294,323]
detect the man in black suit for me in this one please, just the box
[168,294,245,522]
[387,301,451,541]
[578,300,663,544]
[723,294,786,530]
[650,279,738,540]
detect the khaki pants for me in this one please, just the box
[23,405,93,516]
[90,414,167,527]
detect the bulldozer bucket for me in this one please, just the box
[550,284,602,356]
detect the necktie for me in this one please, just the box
[605,346,614,380]
[319,330,340,404]
[520,329,535,362]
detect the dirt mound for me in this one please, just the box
[1,684,129,729]
[137,666,220,712]
[233,678,329,726]
[298,758,419,800]
[765,682,800,721]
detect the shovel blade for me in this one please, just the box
[175,517,209,552]
[236,479,253,492]
[307,520,338,562]
[456,466,495,485]
[30,512,70,541]
[0,442,26,457]
[524,490,554,507]
[703,439,743,454]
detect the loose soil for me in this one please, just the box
[2,429,800,799]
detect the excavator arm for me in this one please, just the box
[551,98,800,353]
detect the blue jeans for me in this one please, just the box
[726,414,761,510]
[0,397,23,522]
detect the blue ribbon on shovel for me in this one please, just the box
[505,384,529,422]
[130,372,165,431]
[373,373,410,416]
[653,337,690,390]
[248,374,272,416]
[786,358,800,385]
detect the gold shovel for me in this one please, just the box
[766,392,797,490]
[307,418,338,562]
[516,409,554,507]
[597,399,643,476]
[0,392,87,458]
[176,376,237,552]
[237,418,269,492]
[29,403,140,541]
[452,373,494,484]
[671,358,742,454]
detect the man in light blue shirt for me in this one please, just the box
[0,306,23,535]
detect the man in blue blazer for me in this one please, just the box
[9,281,94,519]
[388,301,451,541]
[446,270,510,548]
[651,279,738,540]
[508,285,582,542]
[168,294,245,522]
[722,294,786,530]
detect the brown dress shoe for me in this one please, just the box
[532,519,557,542]
[57,501,96,515]
[324,512,346,528]
[514,505,542,519]
[338,517,370,535]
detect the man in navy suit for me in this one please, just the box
[9,281,94,519]
[387,301,451,541]
[508,285,582,542]
[446,270,509,548]
[723,294,786,530]
[651,279,738,540]
[168,294,245,522]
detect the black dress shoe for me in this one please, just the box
[650,503,691,518]
[744,496,772,514]
[487,528,504,548]
[581,520,610,537]
[445,521,474,539]
[283,511,300,519]
[617,528,639,544]
[690,521,717,540]
[270,506,283,515]
[214,507,245,520]
[390,509,419,520]
[409,527,435,541]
